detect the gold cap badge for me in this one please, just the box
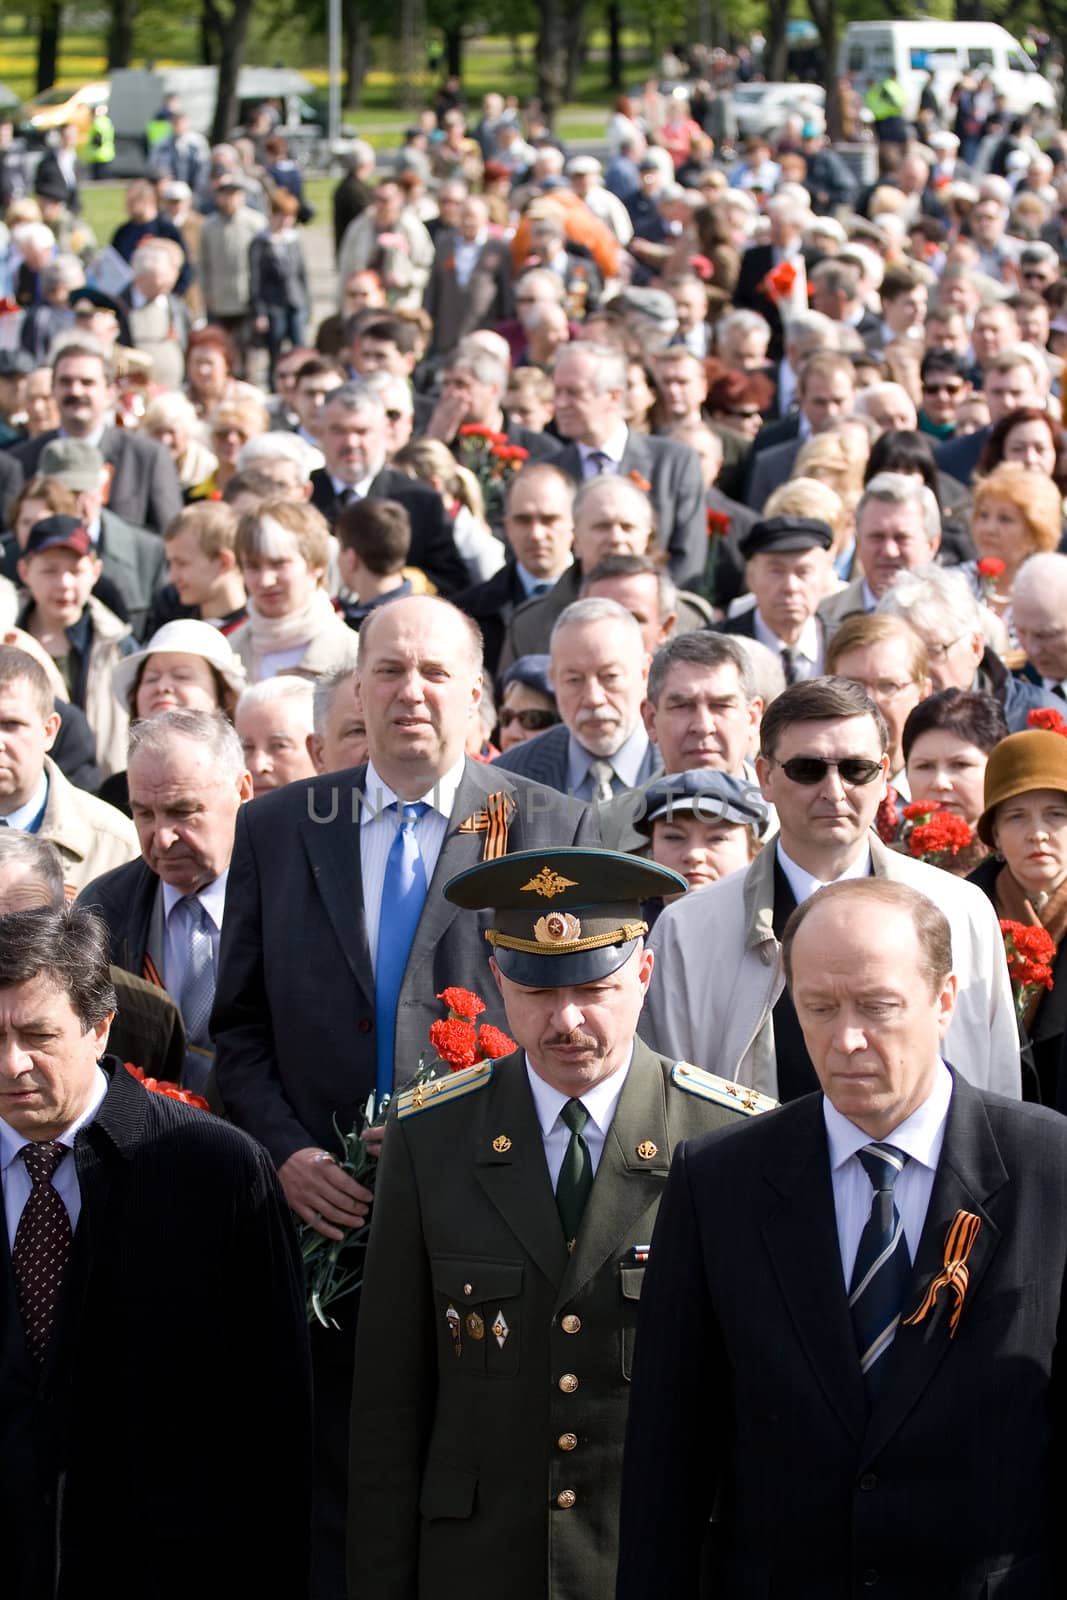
[521,866,579,899]
[534,911,582,945]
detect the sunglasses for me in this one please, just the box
[498,708,559,732]
[769,755,884,786]
[922,380,964,395]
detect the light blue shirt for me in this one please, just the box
[0,774,49,834]
[359,756,466,971]
[1,1065,109,1246]
[161,872,228,999]
[566,722,653,802]
[823,1061,952,1286]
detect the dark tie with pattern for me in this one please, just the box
[588,450,611,477]
[556,1098,593,1247]
[781,645,799,686]
[12,1140,73,1368]
[849,1143,911,1401]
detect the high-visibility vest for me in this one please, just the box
[865,77,908,122]
[90,112,115,164]
[145,116,171,150]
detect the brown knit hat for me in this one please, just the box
[977,729,1067,846]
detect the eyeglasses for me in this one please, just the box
[498,708,559,732]
[924,633,965,661]
[769,755,884,786]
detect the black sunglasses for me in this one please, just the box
[770,755,883,786]
[498,708,559,732]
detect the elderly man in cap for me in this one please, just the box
[567,155,633,243]
[714,515,833,684]
[348,845,773,1600]
[35,437,166,641]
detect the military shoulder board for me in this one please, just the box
[671,1061,777,1116]
[396,1060,494,1119]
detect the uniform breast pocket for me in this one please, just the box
[620,1265,644,1381]
[431,1255,524,1376]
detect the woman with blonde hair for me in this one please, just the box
[764,477,852,585]
[792,428,868,517]
[191,394,270,499]
[970,462,1062,639]
[142,391,217,497]
[392,437,505,584]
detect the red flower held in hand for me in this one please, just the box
[707,509,730,538]
[429,1018,479,1070]
[909,812,973,861]
[999,919,1056,1001]
[758,260,797,302]
[436,987,486,1020]
[477,1023,518,1060]
[688,254,714,281]
[976,557,1006,580]
[1027,707,1067,737]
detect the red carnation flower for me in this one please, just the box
[459,423,495,439]
[124,1061,211,1110]
[976,556,1006,580]
[909,812,973,861]
[1027,707,1067,737]
[477,1023,518,1060]
[436,987,487,1020]
[903,799,938,822]
[706,509,730,538]
[429,1017,479,1070]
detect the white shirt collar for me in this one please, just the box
[359,756,467,825]
[753,610,820,663]
[525,1047,633,1140]
[161,870,229,931]
[577,420,629,466]
[823,1060,953,1174]
[0,1063,109,1162]
[0,773,49,830]
[776,839,872,907]
[59,422,107,450]
[330,470,377,497]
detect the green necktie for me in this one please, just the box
[556,1098,593,1247]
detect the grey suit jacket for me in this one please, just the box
[97,507,167,641]
[424,232,515,355]
[11,425,182,533]
[212,757,599,1168]
[555,429,708,592]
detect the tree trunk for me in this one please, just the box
[342,0,369,109]
[201,0,219,67]
[607,0,623,91]
[107,0,136,70]
[210,0,255,145]
[808,0,842,141]
[536,0,567,122]
[36,0,62,96]
[444,26,463,79]
[562,2,587,102]
[763,0,789,81]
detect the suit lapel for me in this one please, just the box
[762,1098,867,1442]
[558,1039,671,1306]
[473,1053,570,1289]
[861,1074,1006,1465]
[618,430,652,483]
[300,768,376,1005]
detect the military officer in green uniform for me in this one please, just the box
[347,846,775,1600]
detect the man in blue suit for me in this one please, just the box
[493,597,658,800]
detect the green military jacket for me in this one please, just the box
[348,1036,774,1600]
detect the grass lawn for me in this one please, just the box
[79,176,336,244]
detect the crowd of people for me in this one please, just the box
[2,62,1067,1599]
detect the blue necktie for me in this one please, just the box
[849,1143,912,1401]
[375,801,430,1102]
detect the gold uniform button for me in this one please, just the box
[558,1432,578,1452]
[561,1314,582,1335]
[558,1372,578,1393]
[556,1489,577,1509]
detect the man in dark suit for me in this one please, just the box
[9,343,182,533]
[494,597,658,800]
[935,344,1049,486]
[551,343,707,592]
[424,196,515,358]
[619,878,1067,1597]
[714,515,831,681]
[454,461,576,678]
[32,123,80,213]
[309,384,468,594]
[213,593,598,1597]
[744,351,857,510]
[734,195,820,362]
[349,847,772,1600]
[0,903,311,1600]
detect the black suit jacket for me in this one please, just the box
[453,559,532,678]
[213,758,599,1169]
[705,485,760,610]
[617,1073,1067,1598]
[75,856,159,980]
[309,465,467,595]
[0,441,24,519]
[935,425,990,488]
[555,430,707,592]
[10,426,182,534]
[1,1058,311,1599]
[734,245,819,363]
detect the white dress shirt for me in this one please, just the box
[161,872,228,997]
[577,422,630,480]
[525,1048,632,1188]
[777,840,872,907]
[753,611,823,680]
[453,230,488,289]
[823,1061,952,1285]
[359,756,466,969]
[0,773,49,833]
[1,1065,109,1247]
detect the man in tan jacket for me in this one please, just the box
[0,645,138,893]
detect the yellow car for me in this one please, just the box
[20,80,110,138]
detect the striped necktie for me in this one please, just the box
[849,1142,911,1401]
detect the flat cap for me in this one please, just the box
[739,515,833,560]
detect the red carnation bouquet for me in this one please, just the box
[902,799,975,868]
[1028,707,1067,737]
[456,424,530,524]
[124,1062,210,1110]
[301,989,515,1327]
[999,919,1056,1026]
[757,260,798,304]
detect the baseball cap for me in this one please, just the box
[23,515,94,559]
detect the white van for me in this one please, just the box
[841,21,1057,120]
